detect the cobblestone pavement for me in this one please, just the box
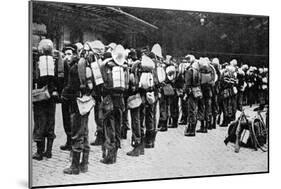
[31,104,268,187]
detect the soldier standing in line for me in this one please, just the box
[159,55,179,131]
[183,55,202,137]
[229,59,239,122]
[99,44,127,164]
[210,58,221,129]
[236,65,247,112]
[220,63,237,127]
[177,58,189,125]
[60,44,78,151]
[32,39,59,161]
[196,57,214,133]
[126,49,145,156]
[138,44,160,148]
[62,45,94,174]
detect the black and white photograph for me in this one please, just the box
[29,0,269,188]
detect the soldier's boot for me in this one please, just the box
[145,131,156,148]
[90,131,104,146]
[207,120,212,130]
[151,131,157,148]
[63,152,80,175]
[217,114,221,125]
[184,123,195,137]
[159,120,168,132]
[169,117,179,128]
[197,121,207,133]
[100,146,116,164]
[120,126,129,140]
[220,115,228,127]
[43,138,54,158]
[140,138,145,155]
[79,150,89,173]
[32,140,45,161]
[60,136,72,151]
[127,142,141,157]
[179,117,187,125]
[212,116,217,129]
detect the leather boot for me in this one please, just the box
[159,120,168,132]
[179,117,187,125]
[60,136,72,151]
[32,140,45,161]
[121,126,129,140]
[184,124,195,136]
[217,114,221,125]
[140,138,145,155]
[100,146,116,164]
[79,151,89,173]
[90,131,104,146]
[197,121,207,133]
[43,138,54,158]
[169,117,178,128]
[207,120,212,130]
[144,131,153,148]
[63,152,80,175]
[127,142,141,157]
[212,116,217,129]
[220,115,228,127]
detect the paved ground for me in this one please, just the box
[31,104,268,187]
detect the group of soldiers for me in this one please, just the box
[32,38,269,175]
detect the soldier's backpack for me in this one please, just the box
[184,61,201,86]
[76,58,95,115]
[90,55,104,86]
[100,59,129,92]
[225,117,267,151]
[198,59,216,84]
[139,55,155,90]
[156,65,166,83]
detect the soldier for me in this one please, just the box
[159,55,179,131]
[210,58,221,129]
[177,58,189,125]
[32,39,59,160]
[99,44,127,164]
[196,57,214,132]
[220,63,237,127]
[83,40,105,146]
[236,65,247,111]
[183,55,202,137]
[246,66,256,107]
[229,59,239,121]
[62,45,94,174]
[126,49,145,156]
[138,44,160,148]
[60,44,78,151]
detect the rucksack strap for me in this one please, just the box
[77,58,87,87]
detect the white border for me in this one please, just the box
[0,0,280,189]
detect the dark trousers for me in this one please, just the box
[237,91,243,111]
[94,97,102,133]
[140,102,155,137]
[62,100,71,138]
[33,101,56,142]
[130,107,141,145]
[103,108,122,149]
[199,96,212,122]
[187,95,203,125]
[159,94,179,125]
[181,96,188,121]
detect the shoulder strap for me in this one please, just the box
[77,58,87,86]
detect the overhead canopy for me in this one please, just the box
[32,1,158,34]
